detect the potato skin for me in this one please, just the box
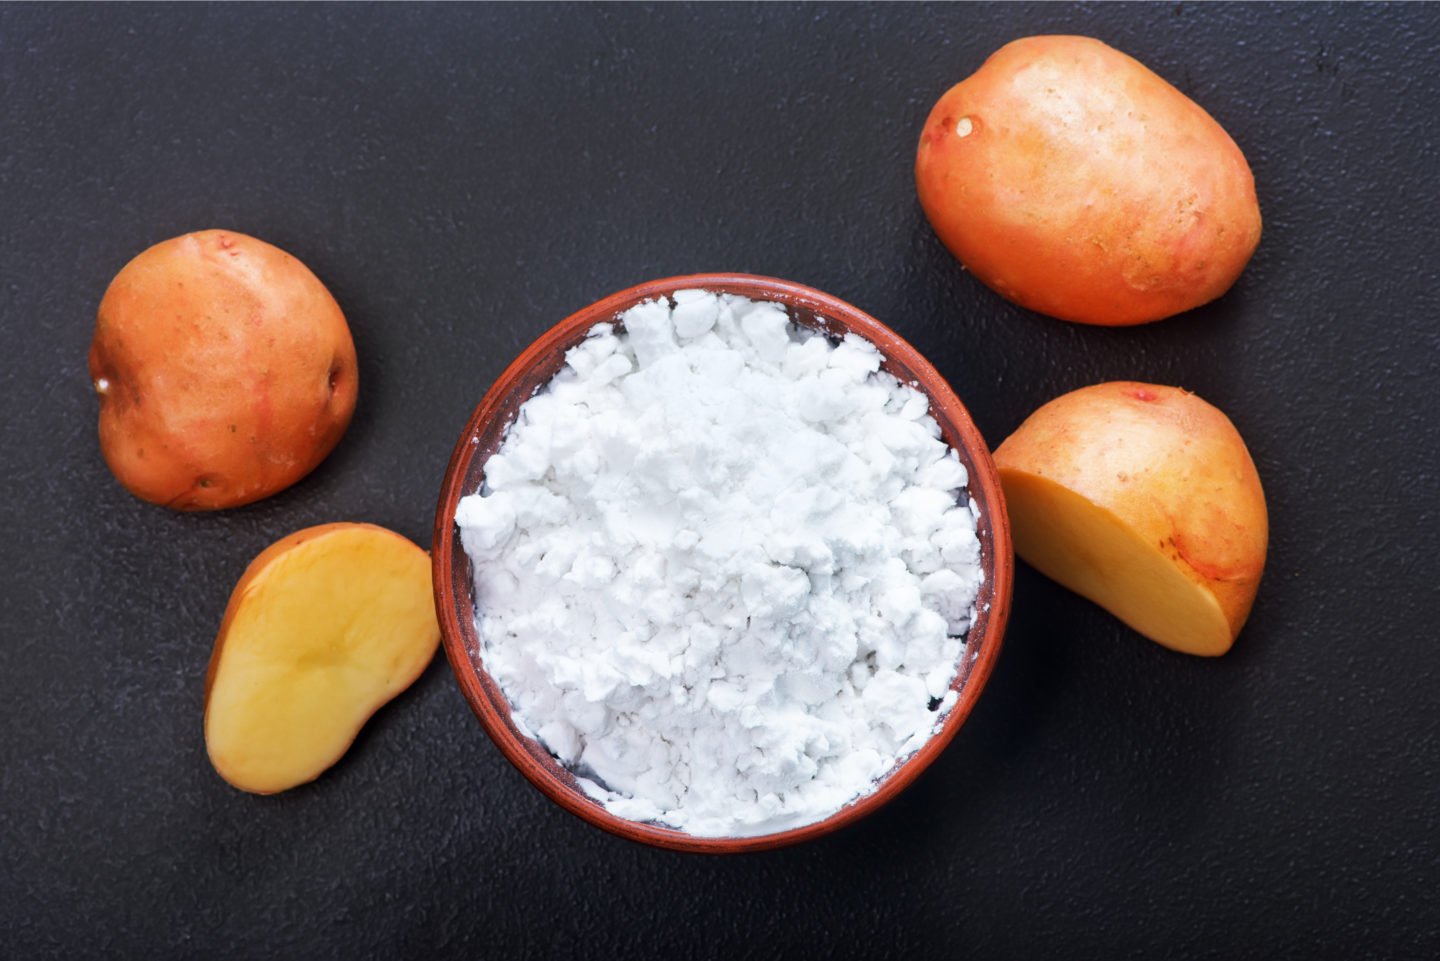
[915,35,1262,326]
[89,230,358,509]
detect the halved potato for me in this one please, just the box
[994,382,1267,655]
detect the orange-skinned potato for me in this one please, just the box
[89,229,358,509]
[915,35,1262,326]
[994,382,1267,655]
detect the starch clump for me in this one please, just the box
[455,291,983,836]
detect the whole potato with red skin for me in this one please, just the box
[89,230,358,510]
[915,35,1262,326]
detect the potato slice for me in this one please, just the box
[994,382,1267,655]
[204,523,439,793]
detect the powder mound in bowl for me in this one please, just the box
[455,290,983,837]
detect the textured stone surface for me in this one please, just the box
[2,3,1437,957]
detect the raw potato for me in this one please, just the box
[915,35,1262,326]
[204,523,439,794]
[993,382,1266,655]
[89,229,358,509]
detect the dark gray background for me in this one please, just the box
[3,3,1437,958]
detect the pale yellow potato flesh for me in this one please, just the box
[1000,469,1235,655]
[204,523,439,794]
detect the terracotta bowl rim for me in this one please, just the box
[432,272,1012,853]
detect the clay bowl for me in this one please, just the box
[433,273,1012,853]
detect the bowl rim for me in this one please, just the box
[432,272,1012,853]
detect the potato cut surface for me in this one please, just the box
[205,524,438,794]
[1001,469,1234,655]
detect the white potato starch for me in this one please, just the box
[456,291,982,836]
